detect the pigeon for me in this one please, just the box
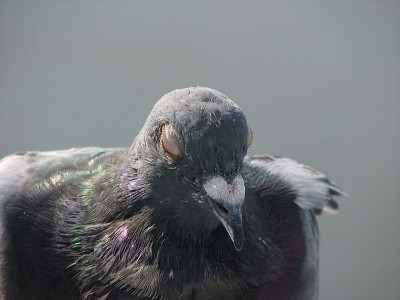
[0,87,345,300]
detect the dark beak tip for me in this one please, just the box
[234,240,243,251]
[212,205,244,252]
[231,224,244,251]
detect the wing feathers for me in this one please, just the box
[246,155,346,214]
[0,148,119,205]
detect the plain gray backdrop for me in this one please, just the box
[1,1,399,299]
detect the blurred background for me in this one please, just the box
[1,1,399,299]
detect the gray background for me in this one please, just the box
[1,1,399,299]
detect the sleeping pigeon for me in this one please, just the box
[0,87,345,300]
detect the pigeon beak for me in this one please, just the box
[203,175,245,251]
[214,204,244,251]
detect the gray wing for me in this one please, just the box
[244,155,346,299]
[0,148,122,299]
[0,147,120,297]
[245,154,347,214]
[0,147,118,206]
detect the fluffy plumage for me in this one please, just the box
[0,87,345,300]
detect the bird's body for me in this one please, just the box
[0,87,344,300]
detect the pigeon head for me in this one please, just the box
[129,87,252,251]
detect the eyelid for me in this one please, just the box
[160,124,183,160]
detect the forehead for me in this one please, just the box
[156,87,245,128]
[152,87,249,174]
[178,119,248,177]
[164,90,248,151]
[176,99,248,175]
